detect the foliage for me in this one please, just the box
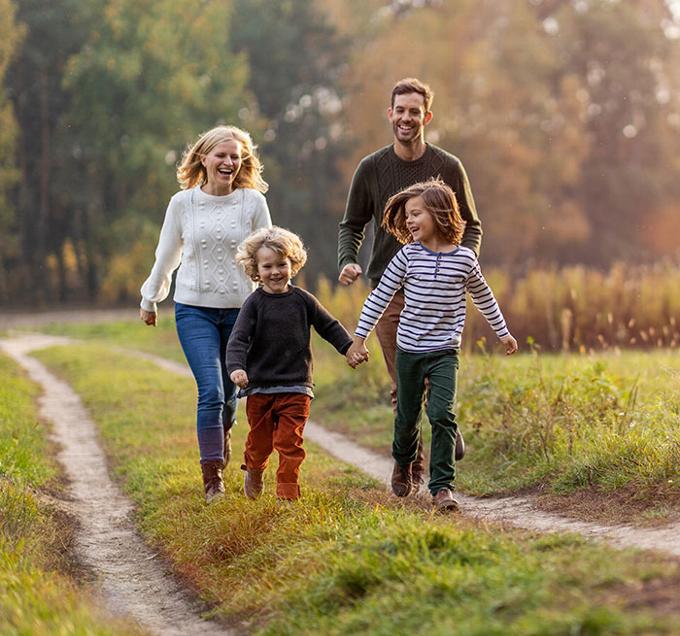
[35,342,680,634]
[0,0,24,302]
[230,0,348,278]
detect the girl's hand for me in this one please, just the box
[230,369,249,388]
[346,339,369,368]
[501,334,518,355]
[140,308,157,326]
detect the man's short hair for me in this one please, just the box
[391,78,434,112]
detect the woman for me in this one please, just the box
[140,125,272,503]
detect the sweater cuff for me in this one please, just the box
[140,298,157,313]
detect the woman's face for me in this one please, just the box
[201,139,243,194]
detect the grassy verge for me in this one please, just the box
[33,342,680,635]
[38,318,680,522]
[0,352,143,635]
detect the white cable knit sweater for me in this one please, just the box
[140,186,272,312]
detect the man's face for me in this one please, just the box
[387,92,432,144]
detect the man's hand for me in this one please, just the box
[230,369,249,388]
[338,263,362,286]
[140,308,157,326]
[501,334,518,355]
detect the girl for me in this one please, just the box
[140,125,272,504]
[227,227,364,501]
[347,179,517,512]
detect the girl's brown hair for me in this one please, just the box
[176,125,268,192]
[236,226,308,281]
[382,178,464,245]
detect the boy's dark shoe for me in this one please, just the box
[433,487,459,513]
[223,422,233,467]
[201,461,225,504]
[455,429,465,461]
[391,461,413,497]
[242,464,264,499]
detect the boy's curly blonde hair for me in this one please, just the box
[236,226,308,281]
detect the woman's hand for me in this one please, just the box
[230,369,249,388]
[501,334,518,355]
[140,309,157,326]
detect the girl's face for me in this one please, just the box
[405,195,436,243]
[201,139,242,194]
[256,246,292,294]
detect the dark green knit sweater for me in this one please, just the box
[337,144,482,285]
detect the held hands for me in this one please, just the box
[338,263,362,286]
[501,334,518,355]
[230,369,249,388]
[346,337,369,369]
[140,308,157,326]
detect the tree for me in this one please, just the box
[60,0,251,299]
[0,0,24,302]
[230,0,348,280]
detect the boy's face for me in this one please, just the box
[256,246,292,294]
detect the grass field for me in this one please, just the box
[32,342,680,635]
[0,352,143,635]
[32,317,680,524]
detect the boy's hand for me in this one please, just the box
[501,334,518,355]
[346,338,369,368]
[230,369,249,388]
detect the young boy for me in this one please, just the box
[227,226,365,500]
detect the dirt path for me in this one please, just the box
[0,335,232,636]
[130,344,680,558]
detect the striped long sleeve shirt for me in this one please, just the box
[355,243,509,353]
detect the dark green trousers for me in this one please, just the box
[393,348,459,495]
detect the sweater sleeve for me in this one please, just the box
[140,194,184,313]
[354,247,408,339]
[226,295,257,374]
[304,291,353,355]
[447,159,482,257]
[464,259,509,339]
[337,157,373,271]
[252,191,273,231]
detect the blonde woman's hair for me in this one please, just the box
[382,178,463,245]
[176,125,268,192]
[236,226,308,281]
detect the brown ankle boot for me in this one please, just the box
[455,429,465,461]
[201,461,225,504]
[391,461,413,497]
[242,464,264,499]
[223,422,234,467]
[410,434,426,487]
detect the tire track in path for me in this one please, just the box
[0,335,232,636]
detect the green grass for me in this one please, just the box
[0,352,143,636]
[314,339,680,501]
[34,317,680,509]
[33,342,680,635]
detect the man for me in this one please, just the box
[337,77,481,488]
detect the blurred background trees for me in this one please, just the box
[3,0,680,309]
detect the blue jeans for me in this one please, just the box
[175,302,239,464]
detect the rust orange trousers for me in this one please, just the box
[244,393,311,500]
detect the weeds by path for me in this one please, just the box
[0,352,144,635]
[34,342,680,635]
